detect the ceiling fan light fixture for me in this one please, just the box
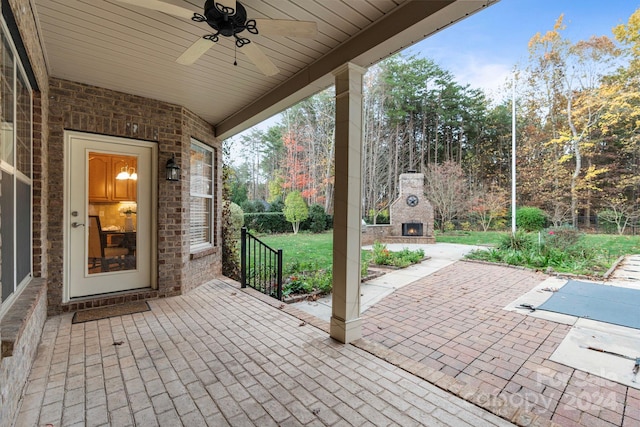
[193,1,256,40]
[119,0,316,75]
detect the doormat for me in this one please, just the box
[537,280,640,329]
[72,301,151,324]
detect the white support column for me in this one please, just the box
[330,63,366,344]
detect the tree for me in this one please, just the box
[424,161,468,230]
[470,186,508,231]
[283,191,309,234]
[598,195,640,235]
[525,15,619,227]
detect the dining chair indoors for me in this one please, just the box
[88,215,129,272]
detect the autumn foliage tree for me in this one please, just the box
[470,186,508,231]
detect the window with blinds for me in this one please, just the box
[0,21,33,308]
[190,140,215,249]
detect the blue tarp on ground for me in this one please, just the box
[537,280,640,329]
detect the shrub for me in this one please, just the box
[491,218,508,231]
[516,207,547,231]
[282,260,333,296]
[371,241,392,265]
[229,202,244,238]
[283,275,313,297]
[301,204,328,233]
[243,212,290,233]
[361,252,370,277]
[241,199,266,213]
[499,230,532,251]
[370,241,424,268]
[269,198,284,212]
[308,270,332,294]
[443,221,456,232]
[543,225,583,251]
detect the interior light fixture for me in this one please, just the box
[116,166,137,180]
[116,167,130,180]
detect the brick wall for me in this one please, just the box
[0,280,47,427]
[361,224,392,246]
[182,109,222,293]
[47,78,222,313]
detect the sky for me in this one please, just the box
[408,0,640,98]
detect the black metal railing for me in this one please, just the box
[241,227,283,300]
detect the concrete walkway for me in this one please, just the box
[13,277,516,427]
[292,243,484,321]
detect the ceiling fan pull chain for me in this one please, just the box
[234,45,237,66]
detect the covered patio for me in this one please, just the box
[1,0,507,425]
[13,277,518,426]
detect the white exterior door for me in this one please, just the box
[65,132,156,300]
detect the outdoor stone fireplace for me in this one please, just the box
[362,171,435,244]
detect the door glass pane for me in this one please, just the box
[87,152,137,274]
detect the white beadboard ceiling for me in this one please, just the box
[32,0,497,139]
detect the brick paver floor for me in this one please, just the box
[362,261,640,427]
[14,278,516,427]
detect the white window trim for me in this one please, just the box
[189,138,215,252]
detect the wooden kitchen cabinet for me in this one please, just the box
[88,154,111,202]
[88,153,137,202]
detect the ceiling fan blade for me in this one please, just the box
[242,43,279,76]
[176,38,213,65]
[113,0,194,19]
[254,19,318,38]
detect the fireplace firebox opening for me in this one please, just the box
[402,222,423,236]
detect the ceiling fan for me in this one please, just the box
[115,0,318,76]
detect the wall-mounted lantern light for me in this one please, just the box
[166,154,180,181]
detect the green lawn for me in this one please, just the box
[583,234,640,257]
[257,230,640,277]
[258,232,334,272]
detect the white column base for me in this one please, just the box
[330,316,362,344]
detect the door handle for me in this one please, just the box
[71,222,84,228]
